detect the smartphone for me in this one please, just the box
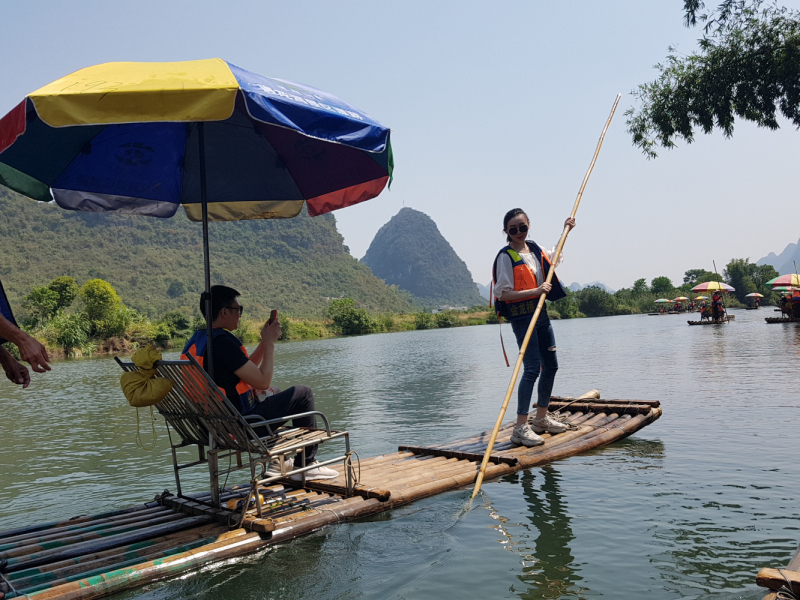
[268,309,278,325]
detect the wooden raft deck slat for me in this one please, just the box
[0,399,662,600]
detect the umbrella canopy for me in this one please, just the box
[673,297,689,301]
[745,293,764,298]
[0,59,392,220]
[767,274,800,287]
[772,286,795,292]
[0,59,393,374]
[691,281,735,293]
[694,296,708,300]
[654,298,671,303]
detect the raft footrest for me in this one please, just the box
[548,401,655,415]
[398,445,519,466]
[279,480,391,502]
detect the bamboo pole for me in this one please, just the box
[471,94,621,500]
[6,524,227,589]
[0,504,158,542]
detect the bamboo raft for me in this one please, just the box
[0,396,661,600]
[757,543,800,599]
[687,315,735,325]
[765,316,800,323]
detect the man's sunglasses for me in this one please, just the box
[224,305,244,315]
[507,224,528,236]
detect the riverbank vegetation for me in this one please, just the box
[12,257,779,358]
[549,259,779,319]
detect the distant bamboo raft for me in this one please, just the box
[687,315,735,325]
[0,397,661,600]
[765,316,800,323]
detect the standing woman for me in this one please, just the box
[493,208,575,447]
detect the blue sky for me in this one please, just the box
[2,0,799,290]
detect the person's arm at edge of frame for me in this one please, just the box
[0,314,50,373]
[234,317,281,390]
[0,345,31,388]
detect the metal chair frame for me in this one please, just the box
[116,355,352,512]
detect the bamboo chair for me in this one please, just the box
[115,355,353,511]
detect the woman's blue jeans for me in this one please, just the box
[510,313,558,416]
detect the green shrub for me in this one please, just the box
[486,312,500,324]
[152,322,173,347]
[414,313,435,330]
[50,313,90,355]
[549,290,581,319]
[327,298,376,335]
[284,320,326,340]
[162,311,192,335]
[102,304,136,338]
[435,311,461,328]
[378,314,396,332]
[336,309,376,335]
[466,317,485,326]
[79,279,122,333]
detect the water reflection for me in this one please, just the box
[514,466,583,599]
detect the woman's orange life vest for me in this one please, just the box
[181,328,254,412]
[492,241,566,320]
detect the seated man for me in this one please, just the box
[182,285,337,481]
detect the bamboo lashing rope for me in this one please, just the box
[471,94,621,500]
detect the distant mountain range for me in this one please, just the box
[756,237,800,275]
[361,208,484,308]
[567,281,616,294]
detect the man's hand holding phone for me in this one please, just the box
[261,310,281,343]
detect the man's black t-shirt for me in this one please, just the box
[204,330,250,413]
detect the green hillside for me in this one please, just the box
[361,208,484,308]
[0,187,413,319]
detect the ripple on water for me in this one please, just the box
[1,309,798,599]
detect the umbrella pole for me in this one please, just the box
[471,94,621,501]
[198,122,214,378]
[712,260,727,323]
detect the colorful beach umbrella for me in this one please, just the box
[745,293,764,298]
[654,298,671,303]
[673,296,689,301]
[0,59,392,219]
[694,296,708,300]
[691,281,735,293]
[772,286,794,292]
[0,58,393,372]
[767,274,800,287]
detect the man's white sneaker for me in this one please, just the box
[510,423,544,447]
[290,461,339,481]
[530,414,568,434]
[266,456,293,478]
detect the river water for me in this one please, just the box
[1,309,798,599]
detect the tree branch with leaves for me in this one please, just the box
[626,1,800,158]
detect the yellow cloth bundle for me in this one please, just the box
[120,345,173,408]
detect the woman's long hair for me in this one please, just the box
[503,208,529,243]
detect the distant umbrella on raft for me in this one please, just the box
[691,282,735,293]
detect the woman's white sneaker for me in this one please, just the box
[510,423,544,447]
[530,414,567,434]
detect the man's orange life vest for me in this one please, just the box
[492,241,566,321]
[181,328,255,413]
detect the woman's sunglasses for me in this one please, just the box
[225,305,244,315]
[507,224,528,236]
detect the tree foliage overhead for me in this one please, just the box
[626,0,800,158]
